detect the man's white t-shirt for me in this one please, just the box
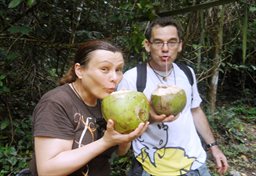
[117,63,207,176]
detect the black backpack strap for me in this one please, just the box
[176,63,194,86]
[136,62,193,92]
[136,62,147,92]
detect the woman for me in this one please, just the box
[29,40,149,176]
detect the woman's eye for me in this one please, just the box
[116,67,123,73]
[101,67,109,72]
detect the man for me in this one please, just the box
[117,17,229,176]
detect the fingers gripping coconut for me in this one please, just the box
[102,90,150,134]
[151,84,187,117]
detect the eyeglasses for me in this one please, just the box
[149,40,180,48]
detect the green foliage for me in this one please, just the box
[223,144,250,158]
[110,152,132,176]
[0,117,32,175]
[136,0,160,20]
[208,104,256,172]
[202,104,256,175]
[0,145,30,175]
[7,25,32,35]
[8,0,36,8]
[0,74,10,93]
[0,119,9,131]
[27,0,36,7]
[8,0,23,8]
[0,0,255,175]
[210,105,256,142]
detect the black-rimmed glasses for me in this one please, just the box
[149,40,180,48]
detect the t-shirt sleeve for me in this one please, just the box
[33,99,74,140]
[117,68,137,91]
[190,68,202,108]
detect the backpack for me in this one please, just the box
[136,62,194,92]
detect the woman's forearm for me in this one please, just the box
[36,137,112,176]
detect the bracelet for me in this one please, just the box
[206,141,218,149]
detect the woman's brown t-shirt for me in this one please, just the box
[29,84,116,176]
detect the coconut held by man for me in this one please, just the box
[151,84,187,116]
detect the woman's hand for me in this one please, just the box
[102,119,149,147]
[117,142,131,156]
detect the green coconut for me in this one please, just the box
[101,90,149,134]
[151,85,187,116]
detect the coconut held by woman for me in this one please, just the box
[102,90,150,134]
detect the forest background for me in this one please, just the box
[0,0,255,175]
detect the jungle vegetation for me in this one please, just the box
[0,0,255,175]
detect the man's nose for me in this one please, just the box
[162,42,169,51]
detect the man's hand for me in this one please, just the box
[209,146,229,174]
[149,107,179,123]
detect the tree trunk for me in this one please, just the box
[208,5,224,114]
[197,10,205,72]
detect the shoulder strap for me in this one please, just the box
[176,63,194,86]
[136,62,194,92]
[136,62,147,92]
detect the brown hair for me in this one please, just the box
[59,40,122,85]
[145,17,183,41]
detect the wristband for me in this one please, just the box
[206,141,218,149]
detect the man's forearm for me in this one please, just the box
[191,107,216,145]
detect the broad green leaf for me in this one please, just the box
[0,75,6,80]
[8,25,32,35]
[1,86,10,93]
[249,6,256,12]
[27,0,36,7]
[0,120,9,130]
[8,157,18,165]
[8,0,23,8]
[251,65,256,70]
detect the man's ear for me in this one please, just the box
[74,63,83,79]
[178,41,183,53]
[143,39,151,53]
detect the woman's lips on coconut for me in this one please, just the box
[106,87,116,93]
